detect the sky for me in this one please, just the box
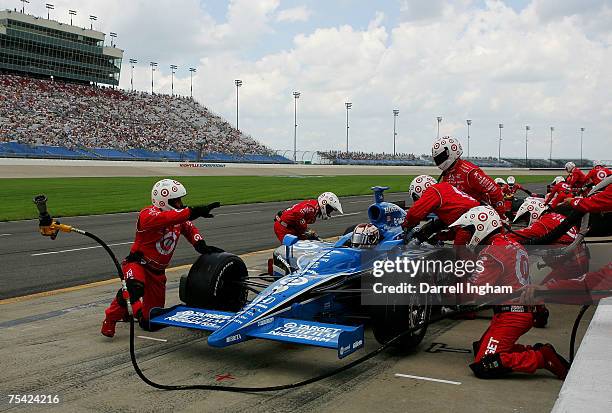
[3,0,612,160]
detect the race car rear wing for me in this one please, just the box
[149,305,365,359]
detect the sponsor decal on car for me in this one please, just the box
[166,310,232,328]
[266,322,342,343]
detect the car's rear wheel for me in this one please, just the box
[179,252,248,311]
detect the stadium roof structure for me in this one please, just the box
[0,9,123,85]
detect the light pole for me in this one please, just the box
[109,32,117,47]
[525,125,530,167]
[45,3,54,19]
[189,68,196,98]
[436,116,442,138]
[68,9,76,25]
[580,127,585,167]
[129,58,137,91]
[293,91,300,162]
[235,79,242,130]
[466,119,472,158]
[149,62,157,94]
[549,126,554,166]
[498,123,503,161]
[89,15,97,30]
[393,109,399,156]
[345,102,352,152]
[20,0,29,13]
[170,65,177,96]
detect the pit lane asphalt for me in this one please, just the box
[0,184,547,299]
[0,193,403,299]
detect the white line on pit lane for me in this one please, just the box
[31,241,132,256]
[0,233,12,236]
[333,212,361,218]
[137,336,168,342]
[394,373,461,385]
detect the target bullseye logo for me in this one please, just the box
[476,224,485,231]
[161,188,169,197]
[478,212,488,221]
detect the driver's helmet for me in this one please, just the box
[152,179,187,211]
[351,223,380,248]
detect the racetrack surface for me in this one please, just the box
[0,185,547,300]
[0,249,593,413]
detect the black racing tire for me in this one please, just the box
[181,252,248,311]
[370,298,430,350]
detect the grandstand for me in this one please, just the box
[0,73,292,163]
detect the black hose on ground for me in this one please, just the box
[569,305,590,364]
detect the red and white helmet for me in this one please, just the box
[565,162,576,172]
[432,136,463,171]
[318,192,343,220]
[494,177,506,186]
[513,197,546,225]
[409,175,437,201]
[449,205,503,249]
[351,223,380,248]
[152,179,187,211]
[507,176,516,186]
[551,176,565,186]
[593,160,604,167]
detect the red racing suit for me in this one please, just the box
[545,182,572,209]
[471,234,545,374]
[441,159,506,215]
[566,167,587,188]
[274,199,320,242]
[402,182,479,245]
[544,263,612,304]
[501,183,532,212]
[508,213,587,283]
[568,183,612,213]
[105,206,202,322]
[585,165,611,186]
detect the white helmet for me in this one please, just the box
[551,176,565,186]
[409,175,437,201]
[513,197,546,225]
[318,192,343,220]
[494,177,506,186]
[449,205,503,249]
[593,160,603,167]
[351,223,380,248]
[507,176,516,186]
[152,179,187,211]
[565,161,576,172]
[432,136,463,171]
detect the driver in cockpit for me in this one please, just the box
[350,223,381,248]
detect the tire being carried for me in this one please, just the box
[179,252,248,311]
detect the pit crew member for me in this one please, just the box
[274,192,343,242]
[432,137,506,216]
[545,176,572,209]
[401,175,479,246]
[449,206,570,380]
[584,160,611,186]
[101,179,221,337]
[565,162,587,189]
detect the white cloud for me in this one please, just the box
[276,5,312,23]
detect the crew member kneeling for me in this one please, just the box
[101,179,221,338]
[449,206,569,379]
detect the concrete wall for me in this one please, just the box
[552,297,612,413]
[0,158,558,178]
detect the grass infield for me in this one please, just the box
[0,175,554,221]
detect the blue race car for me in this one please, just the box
[151,187,446,358]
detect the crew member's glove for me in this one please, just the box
[189,202,221,220]
[194,239,224,254]
[303,229,320,240]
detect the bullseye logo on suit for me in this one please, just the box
[156,231,178,255]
